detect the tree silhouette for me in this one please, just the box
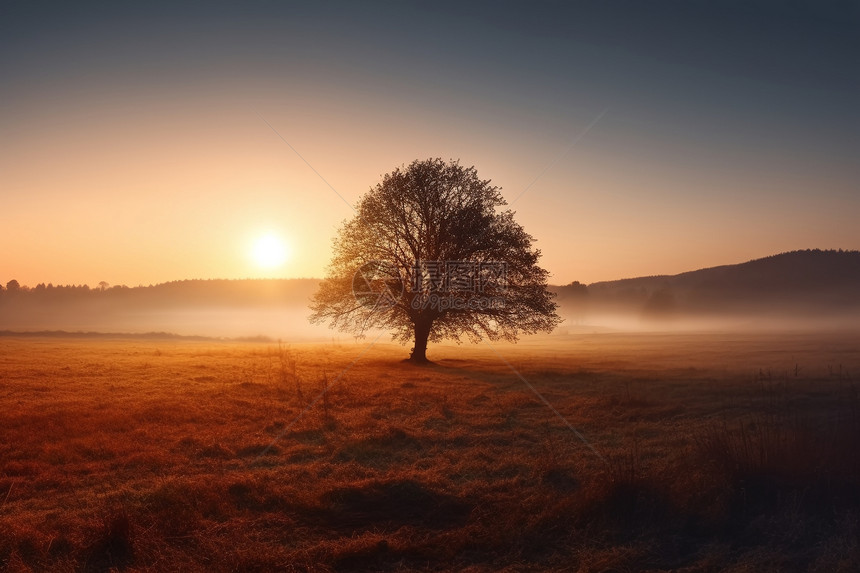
[5,279,20,292]
[310,158,560,362]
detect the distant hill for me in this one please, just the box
[555,249,860,320]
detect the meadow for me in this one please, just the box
[1,330,859,572]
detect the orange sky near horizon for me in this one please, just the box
[3,2,858,289]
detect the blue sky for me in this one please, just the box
[2,1,858,286]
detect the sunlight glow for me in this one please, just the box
[251,233,290,269]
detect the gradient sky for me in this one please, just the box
[2,1,858,288]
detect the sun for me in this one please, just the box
[251,233,290,269]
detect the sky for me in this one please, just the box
[2,0,858,288]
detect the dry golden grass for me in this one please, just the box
[1,331,859,572]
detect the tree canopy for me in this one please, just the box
[309,158,560,362]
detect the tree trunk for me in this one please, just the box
[410,318,432,363]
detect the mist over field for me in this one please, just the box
[2,250,858,340]
[0,279,326,340]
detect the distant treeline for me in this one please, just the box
[0,329,276,342]
[0,278,320,308]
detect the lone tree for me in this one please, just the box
[310,158,560,363]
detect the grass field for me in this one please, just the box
[2,331,860,572]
